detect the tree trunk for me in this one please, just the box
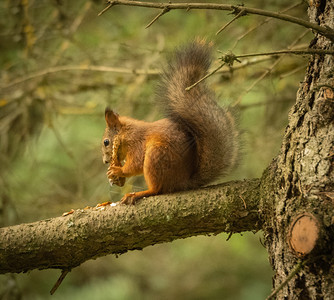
[262,1,334,299]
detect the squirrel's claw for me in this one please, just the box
[120,193,138,205]
[107,166,123,178]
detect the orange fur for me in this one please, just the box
[103,115,196,204]
[102,41,239,204]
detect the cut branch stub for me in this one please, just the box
[288,213,320,257]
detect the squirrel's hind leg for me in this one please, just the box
[120,189,158,205]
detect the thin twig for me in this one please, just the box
[98,2,114,16]
[216,9,246,35]
[224,48,334,60]
[185,47,332,94]
[49,124,76,161]
[233,30,312,106]
[231,1,304,50]
[1,65,160,90]
[280,64,307,79]
[50,269,71,295]
[185,63,225,91]
[239,98,293,109]
[145,7,170,28]
[98,0,334,41]
[49,123,85,198]
[240,194,247,209]
[226,232,233,241]
[266,259,308,300]
[5,2,93,96]
[2,57,271,92]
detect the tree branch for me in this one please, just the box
[215,8,246,35]
[0,178,261,274]
[265,259,309,300]
[99,0,334,42]
[230,1,305,50]
[0,57,271,91]
[221,49,334,61]
[186,47,332,91]
[0,65,160,91]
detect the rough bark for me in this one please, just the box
[262,1,334,299]
[0,179,261,274]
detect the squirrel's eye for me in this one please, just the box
[104,139,110,147]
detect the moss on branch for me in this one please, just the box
[0,178,262,274]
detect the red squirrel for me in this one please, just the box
[102,41,239,204]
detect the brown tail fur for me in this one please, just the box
[158,41,239,187]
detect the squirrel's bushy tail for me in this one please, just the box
[158,40,239,186]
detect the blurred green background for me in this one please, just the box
[0,0,312,299]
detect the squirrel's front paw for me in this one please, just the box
[107,166,124,178]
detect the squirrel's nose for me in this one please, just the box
[103,159,109,164]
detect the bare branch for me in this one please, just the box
[145,7,170,28]
[185,63,226,91]
[98,0,334,42]
[186,47,332,93]
[0,65,160,90]
[266,259,309,300]
[239,98,293,110]
[1,58,271,92]
[231,1,305,50]
[221,48,334,61]
[50,269,71,295]
[216,8,246,35]
[233,30,311,105]
[280,64,307,79]
[0,179,261,274]
[98,2,114,16]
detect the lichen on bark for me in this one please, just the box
[262,1,334,298]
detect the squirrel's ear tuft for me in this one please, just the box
[105,107,121,131]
